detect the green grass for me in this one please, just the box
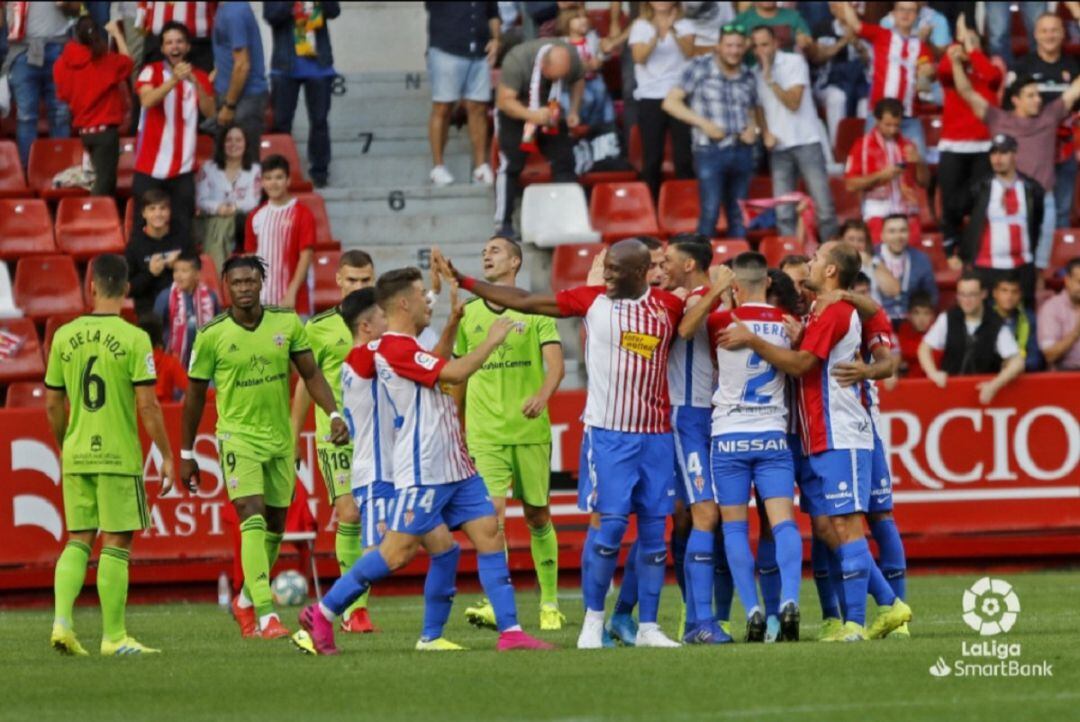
[2,571,1078,722]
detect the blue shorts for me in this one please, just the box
[711,431,794,507]
[352,481,396,548]
[790,434,815,514]
[389,475,495,536]
[578,427,676,516]
[672,406,716,505]
[426,46,491,103]
[801,448,872,518]
[868,432,893,513]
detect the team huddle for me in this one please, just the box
[44,233,911,657]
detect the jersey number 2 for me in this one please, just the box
[82,356,106,411]
[741,351,776,405]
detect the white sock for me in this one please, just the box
[258,612,279,630]
[638,622,658,634]
[584,609,604,624]
[318,602,336,622]
[504,625,522,633]
[236,589,253,609]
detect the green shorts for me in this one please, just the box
[219,439,295,508]
[472,443,552,507]
[63,473,149,533]
[317,444,354,502]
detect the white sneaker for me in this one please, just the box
[577,613,605,649]
[472,163,494,185]
[635,623,681,648]
[430,165,454,186]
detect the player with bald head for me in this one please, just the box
[435,239,686,648]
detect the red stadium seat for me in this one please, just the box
[830,176,861,221]
[0,140,30,199]
[551,242,604,293]
[55,196,125,261]
[748,175,773,200]
[0,199,58,259]
[911,185,938,232]
[590,181,659,243]
[195,133,214,170]
[917,232,960,289]
[116,137,137,198]
[0,318,45,384]
[124,196,135,239]
[294,192,340,251]
[27,138,88,200]
[490,137,554,186]
[834,117,864,164]
[198,254,223,299]
[759,236,802,268]
[312,250,340,312]
[1050,228,1080,271]
[711,239,751,264]
[658,179,726,237]
[13,255,84,321]
[259,134,313,192]
[44,312,81,358]
[5,381,47,408]
[921,116,943,157]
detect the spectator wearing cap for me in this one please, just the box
[955,133,1044,308]
[843,97,930,243]
[918,272,1025,405]
[1037,257,1080,370]
[991,272,1043,372]
[949,47,1080,273]
[870,213,938,324]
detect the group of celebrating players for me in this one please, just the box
[45,230,913,657]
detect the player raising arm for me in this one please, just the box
[45,254,176,656]
[180,256,348,641]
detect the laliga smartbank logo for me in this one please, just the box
[928,577,1052,678]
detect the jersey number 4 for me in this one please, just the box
[742,351,776,405]
[82,356,107,411]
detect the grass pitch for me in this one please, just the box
[2,570,1078,722]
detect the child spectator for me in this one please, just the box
[138,314,188,403]
[243,154,316,315]
[991,273,1043,372]
[897,291,936,378]
[195,123,262,272]
[558,5,616,127]
[152,251,221,368]
[126,189,195,316]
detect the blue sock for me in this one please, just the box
[684,528,714,626]
[421,544,460,641]
[811,536,841,619]
[713,529,734,621]
[836,539,872,626]
[636,516,667,625]
[323,549,391,616]
[771,521,802,609]
[671,528,688,602]
[581,525,597,612]
[477,551,518,631]
[870,518,907,601]
[755,536,781,617]
[613,538,638,616]
[827,544,848,618]
[588,515,628,613]
[722,521,759,619]
[868,559,898,607]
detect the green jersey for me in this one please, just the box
[44,314,156,475]
[454,298,560,446]
[188,307,311,458]
[305,307,351,447]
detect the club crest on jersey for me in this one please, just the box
[414,351,439,370]
[619,331,661,360]
[273,333,286,348]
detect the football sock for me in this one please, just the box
[671,526,687,601]
[713,530,734,621]
[97,546,130,643]
[684,528,714,626]
[529,521,559,606]
[421,544,460,641]
[336,521,367,617]
[755,536,781,617]
[477,551,519,632]
[53,539,90,627]
[722,521,760,618]
[324,549,392,617]
[868,559,898,607]
[265,529,284,570]
[636,515,667,625]
[239,515,274,618]
[772,521,802,608]
[613,539,639,615]
[837,539,872,626]
[581,525,597,612]
[826,543,848,618]
[870,518,907,600]
[587,514,628,613]
[811,536,841,619]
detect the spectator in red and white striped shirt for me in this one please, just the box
[243,154,316,316]
[134,21,216,245]
[139,0,217,72]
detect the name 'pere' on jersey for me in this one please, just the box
[342,342,397,489]
[707,303,790,437]
[668,287,717,409]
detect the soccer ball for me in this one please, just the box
[271,570,309,606]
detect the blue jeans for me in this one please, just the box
[1054,156,1077,229]
[271,76,331,181]
[561,75,614,127]
[865,114,927,162]
[1037,189,1056,270]
[986,1,1045,68]
[10,44,71,167]
[694,143,753,238]
[770,141,838,240]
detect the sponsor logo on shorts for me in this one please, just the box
[824,481,852,502]
[403,510,415,527]
[694,475,705,493]
[714,437,789,454]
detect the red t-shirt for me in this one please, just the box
[244,198,317,315]
[53,43,134,129]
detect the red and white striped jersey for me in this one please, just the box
[859,23,931,118]
[976,179,1032,269]
[668,287,717,409]
[797,301,873,454]
[374,333,476,487]
[134,61,212,179]
[555,285,682,434]
[137,1,216,38]
[707,304,790,436]
[858,308,895,429]
[342,342,397,488]
[244,199,316,316]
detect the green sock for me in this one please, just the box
[54,540,91,627]
[336,521,367,615]
[240,516,273,618]
[97,546,130,643]
[529,521,559,606]
[265,530,284,572]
